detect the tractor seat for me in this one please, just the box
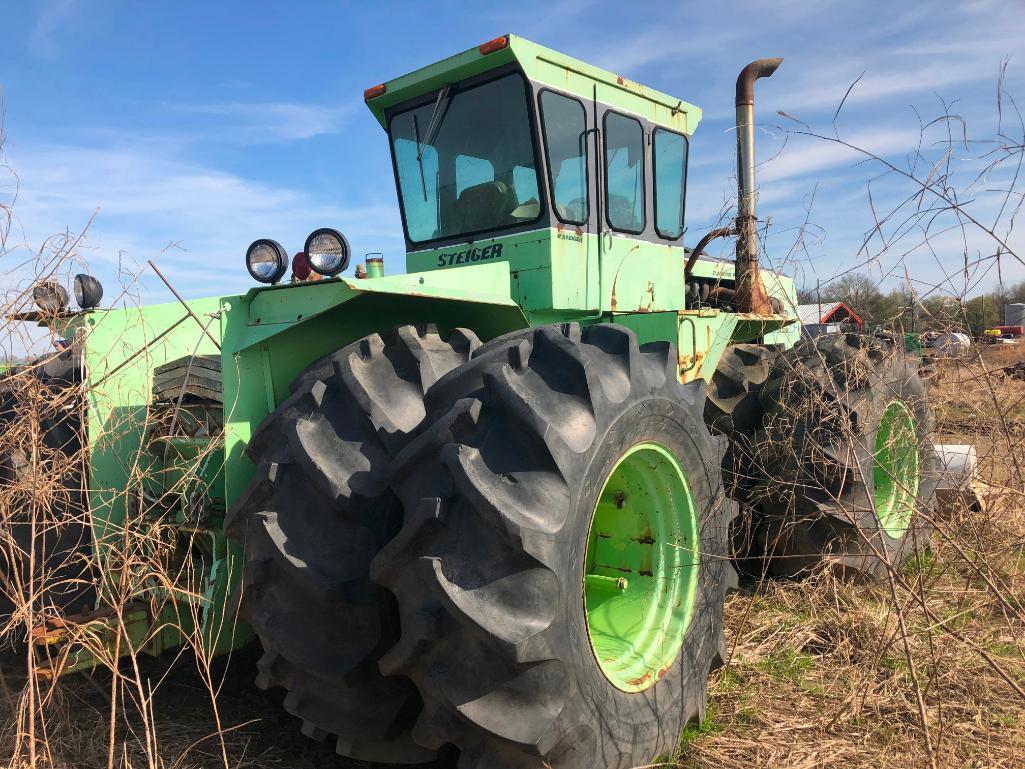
[452,181,517,232]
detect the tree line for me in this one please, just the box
[796,274,1025,335]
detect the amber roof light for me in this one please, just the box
[478,36,508,55]
[363,83,387,101]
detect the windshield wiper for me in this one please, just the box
[412,85,451,203]
[418,85,451,161]
[413,114,428,202]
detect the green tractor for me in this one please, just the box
[3,35,938,768]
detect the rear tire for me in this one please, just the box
[373,324,737,768]
[704,344,779,573]
[225,324,480,763]
[753,334,938,579]
[0,350,93,671]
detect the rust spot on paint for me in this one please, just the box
[678,350,707,379]
[626,672,652,686]
[597,564,634,574]
[634,280,657,313]
[633,534,656,545]
[638,569,653,577]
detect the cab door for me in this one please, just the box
[592,88,653,313]
[594,86,691,314]
[536,87,599,311]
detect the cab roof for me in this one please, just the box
[364,34,702,135]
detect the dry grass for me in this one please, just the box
[0,646,372,769]
[1,347,1019,769]
[676,350,1025,769]
[683,492,1025,768]
[930,345,1025,445]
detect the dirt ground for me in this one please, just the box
[3,342,1024,769]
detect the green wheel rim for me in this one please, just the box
[873,400,920,537]
[583,442,699,693]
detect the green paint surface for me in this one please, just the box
[366,35,701,134]
[71,298,251,660]
[584,443,699,693]
[873,400,921,537]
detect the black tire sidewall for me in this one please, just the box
[762,340,939,577]
[849,353,938,567]
[552,397,726,763]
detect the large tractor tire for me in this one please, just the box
[0,349,93,668]
[225,324,481,764]
[752,333,939,579]
[704,343,776,444]
[704,343,780,571]
[373,324,737,769]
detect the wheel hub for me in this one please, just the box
[583,442,699,693]
[873,400,920,536]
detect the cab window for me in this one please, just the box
[393,140,439,242]
[539,90,588,225]
[389,73,542,244]
[603,112,645,234]
[653,129,688,239]
[456,155,495,196]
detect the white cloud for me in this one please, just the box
[590,26,744,75]
[168,100,356,143]
[757,129,920,184]
[29,0,77,60]
[2,138,403,302]
[779,62,1001,117]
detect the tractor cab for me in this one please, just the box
[364,35,703,320]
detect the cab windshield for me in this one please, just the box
[390,73,542,244]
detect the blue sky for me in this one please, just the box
[2,0,1024,312]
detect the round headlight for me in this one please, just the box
[32,281,69,313]
[246,239,289,284]
[304,228,350,277]
[74,273,104,309]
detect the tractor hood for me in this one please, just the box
[229,260,526,352]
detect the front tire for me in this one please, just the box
[373,324,737,768]
[225,324,480,763]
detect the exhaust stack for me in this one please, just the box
[734,58,782,314]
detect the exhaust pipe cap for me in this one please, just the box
[736,58,783,107]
